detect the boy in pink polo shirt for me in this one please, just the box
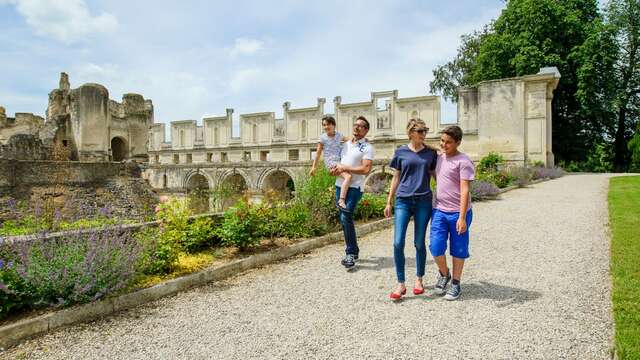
[429,125,475,300]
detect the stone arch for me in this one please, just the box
[363,166,395,194]
[111,136,128,161]
[215,169,251,209]
[185,171,211,213]
[258,168,296,201]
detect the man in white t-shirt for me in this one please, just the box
[330,116,374,268]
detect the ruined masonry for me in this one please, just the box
[0,68,560,211]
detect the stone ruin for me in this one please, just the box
[0,72,154,162]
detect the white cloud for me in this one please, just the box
[228,37,264,56]
[229,68,262,92]
[7,0,118,44]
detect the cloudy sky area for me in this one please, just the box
[0,0,505,137]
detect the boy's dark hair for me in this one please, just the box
[355,116,370,129]
[321,115,336,126]
[441,125,463,142]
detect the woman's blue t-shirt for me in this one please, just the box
[389,145,437,198]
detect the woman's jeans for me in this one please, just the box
[393,195,432,283]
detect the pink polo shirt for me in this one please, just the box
[434,152,475,213]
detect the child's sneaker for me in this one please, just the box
[433,273,451,295]
[443,283,461,300]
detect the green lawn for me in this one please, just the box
[609,176,640,359]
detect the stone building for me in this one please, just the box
[149,67,559,168]
[143,67,560,209]
[0,73,154,162]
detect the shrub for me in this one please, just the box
[0,226,142,318]
[505,167,533,187]
[184,217,218,253]
[531,166,566,180]
[477,152,505,174]
[215,200,262,250]
[355,193,387,221]
[297,165,339,230]
[471,180,500,200]
[134,227,175,275]
[273,202,318,238]
[0,260,32,317]
[477,171,514,188]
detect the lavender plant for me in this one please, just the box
[0,225,142,318]
[471,180,501,200]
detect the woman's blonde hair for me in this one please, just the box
[406,118,438,151]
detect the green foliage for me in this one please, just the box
[215,200,262,249]
[477,152,505,174]
[558,142,615,172]
[608,176,640,358]
[152,198,192,272]
[184,217,218,253]
[628,128,640,172]
[354,194,387,222]
[429,0,621,166]
[477,171,514,189]
[297,165,339,229]
[0,262,32,317]
[134,227,174,275]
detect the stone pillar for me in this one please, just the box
[59,72,70,91]
[0,106,6,128]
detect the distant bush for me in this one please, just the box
[184,217,218,253]
[355,193,387,221]
[215,200,262,250]
[471,180,501,200]
[477,152,505,174]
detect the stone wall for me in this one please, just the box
[0,160,159,222]
[150,67,560,168]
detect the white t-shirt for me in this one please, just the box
[335,138,375,191]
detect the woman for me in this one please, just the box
[384,118,437,300]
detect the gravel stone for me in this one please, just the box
[1,174,614,359]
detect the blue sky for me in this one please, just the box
[0,0,505,136]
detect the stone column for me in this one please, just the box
[0,106,6,128]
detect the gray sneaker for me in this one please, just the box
[433,273,451,295]
[341,254,356,268]
[443,283,461,301]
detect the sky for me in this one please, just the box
[0,0,506,137]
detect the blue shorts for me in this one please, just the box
[429,209,473,259]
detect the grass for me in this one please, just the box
[609,176,640,359]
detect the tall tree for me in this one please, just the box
[430,0,601,163]
[606,0,640,170]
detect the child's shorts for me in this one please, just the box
[429,208,473,259]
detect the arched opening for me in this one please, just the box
[214,173,248,210]
[262,170,295,202]
[111,137,127,161]
[364,171,393,194]
[186,173,210,214]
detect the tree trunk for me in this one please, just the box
[613,103,628,171]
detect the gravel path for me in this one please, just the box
[2,174,614,359]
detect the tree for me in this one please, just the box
[605,0,640,171]
[430,0,602,163]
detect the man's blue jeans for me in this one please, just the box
[335,186,363,256]
[393,195,432,283]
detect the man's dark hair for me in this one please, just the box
[355,116,370,130]
[441,125,463,142]
[321,115,336,126]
